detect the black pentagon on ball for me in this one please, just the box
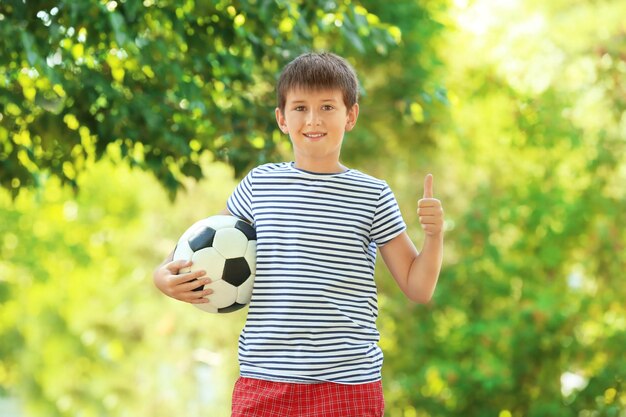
[189,226,216,251]
[218,302,246,313]
[235,220,256,240]
[222,257,251,287]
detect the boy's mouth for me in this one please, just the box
[303,132,326,140]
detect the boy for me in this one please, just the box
[153,52,444,417]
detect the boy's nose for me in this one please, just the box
[306,111,321,126]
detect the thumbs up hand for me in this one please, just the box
[417,174,444,236]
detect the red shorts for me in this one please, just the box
[231,377,385,417]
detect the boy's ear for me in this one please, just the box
[345,103,359,131]
[275,108,288,133]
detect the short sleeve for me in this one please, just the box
[227,169,254,224]
[370,183,406,246]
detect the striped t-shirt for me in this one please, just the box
[227,162,406,384]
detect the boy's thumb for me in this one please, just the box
[423,174,434,199]
[168,258,191,272]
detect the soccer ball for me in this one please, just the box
[172,215,256,313]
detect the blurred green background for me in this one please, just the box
[1,0,625,416]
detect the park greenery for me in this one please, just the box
[1,0,625,416]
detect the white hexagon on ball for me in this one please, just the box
[173,239,193,273]
[244,241,256,269]
[236,275,255,305]
[213,228,250,259]
[205,279,238,309]
[190,247,226,282]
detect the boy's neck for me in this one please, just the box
[292,159,348,174]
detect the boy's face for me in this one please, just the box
[275,87,358,170]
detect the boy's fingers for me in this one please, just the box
[418,207,439,215]
[180,276,210,291]
[420,216,438,224]
[172,269,207,285]
[418,199,440,208]
[188,288,214,304]
[166,259,191,273]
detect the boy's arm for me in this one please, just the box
[379,175,444,303]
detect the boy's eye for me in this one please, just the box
[294,106,306,111]
[322,105,334,111]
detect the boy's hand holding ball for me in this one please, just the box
[154,259,212,304]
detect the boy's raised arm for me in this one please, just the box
[379,174,444,303]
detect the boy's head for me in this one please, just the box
[276,52,359,114]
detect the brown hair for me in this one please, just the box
[276,52,359,113]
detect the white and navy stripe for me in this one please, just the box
[227,162,406,384]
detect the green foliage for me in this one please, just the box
[341,0,449,167]
[378,0,626,416]
[0,0,401,198]
[0,159,246,416]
